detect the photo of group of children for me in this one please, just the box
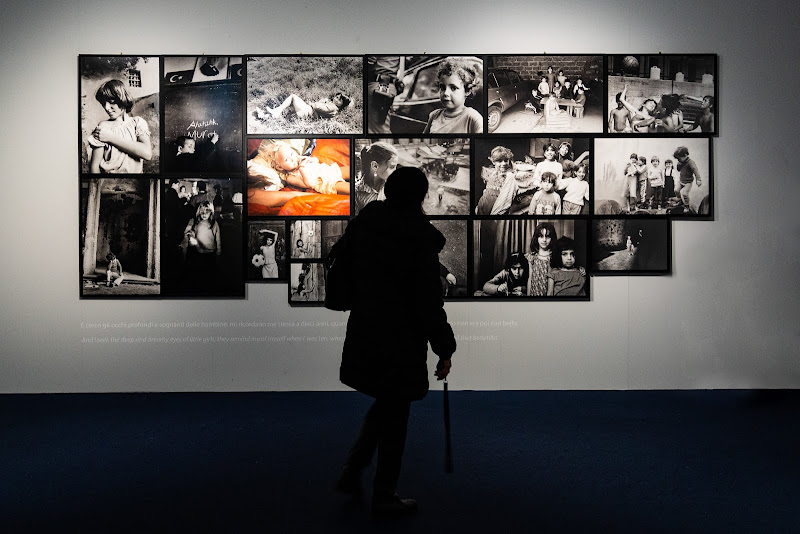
[78,52,717,300]
[473,219,588,299]
[473,138,591,216]
[594,138,710,216]
[487,56,604,134]
[607,55,716,134]
[353,139,471,215]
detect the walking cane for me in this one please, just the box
[443,378,453,473]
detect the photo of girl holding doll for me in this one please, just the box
[80,56,159,174]
[247,138,351,216]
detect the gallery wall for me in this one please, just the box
[1,0,798,392]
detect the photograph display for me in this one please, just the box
[248,220,287,282]
[353,138,470,215]
[78,52,717,300]
[247,56,363,135]
[247,138,351,217]
[486,55,604,134]
[594,138,710,216]
[80,56,160,174]
[473,219,588,299]
[289,262,326,304]
[80,178,161,297]
[607,55,716,134]
[163,56,243,174]
[591,219,670,274]
[367,55,484,135]
[161,178,244,297]
[473,137,591,216]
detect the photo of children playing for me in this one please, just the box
[607,55,716,134]
[247,138,351,217]
[80,178,160,296]
[594,138,710,216]
[366,55,483,135]
[289,262,326,304]
[473,137,591,216]
[473,219,588,298]
[247,56,362,135]
[353,139,471,215]
[247,221,286,282]
[431,220,468,298]
[80,56,159,174]
[161,178,243,297]
[163,57,243,174]
[591,219,670,273]
[487,56,604,134]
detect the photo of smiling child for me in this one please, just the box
[80,56,159,174]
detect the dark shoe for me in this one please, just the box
[371,494,418,515]
[335,468,362,497]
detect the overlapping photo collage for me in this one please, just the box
[78,54,716,300]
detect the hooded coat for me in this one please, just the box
[339,200,456,401]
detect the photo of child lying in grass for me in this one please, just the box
[247,56,363,135]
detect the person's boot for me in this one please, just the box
[371,493,418,515]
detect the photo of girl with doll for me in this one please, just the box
[593,138,710,215]
[473,219,587,298]
[246,138,351,216]
[474,138,590,216]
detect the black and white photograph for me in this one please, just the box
[163,56,243,174]
[590,218,671,274]
[607,55,716,134]
[473,137,591,216]
[80,178,161,297]
[594,138,711,216]
[472,219,588,299]
[289,262,326,304]
[247,220,287,282]
[366,55,484,135]
[247,56,362,135]
[431,220,468,299]
[80,56,159,174]
[289,220,348,260]
[353,138,470,215]
[161,178,244,297]
[247,138,351,217]
[486,55,604,134]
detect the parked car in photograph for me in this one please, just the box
[487,67,534,133]
[388,56,483,134]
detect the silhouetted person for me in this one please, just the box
[336,167,456,515]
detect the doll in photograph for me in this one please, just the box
[525,222,557,297]
[619,84,657,133]
[476,146,514,215]
[673,146,702,208]
[255,92,352,122]
[647,156,665,209]
[182,201,221,280]
[105,252,124,287]
[556,163,590,215]
[482,252,529,297]
[88,79,152,174]
[355,141,398,212]
[549,237,586,297]
[259,230,279,279]
[423,59,483,134]
[248,141,349,195]
[529,172,562,215]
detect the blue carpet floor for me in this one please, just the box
[1,390,798,532]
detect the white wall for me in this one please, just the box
[1,0,798,392]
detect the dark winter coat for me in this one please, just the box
[340,201,456,401]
